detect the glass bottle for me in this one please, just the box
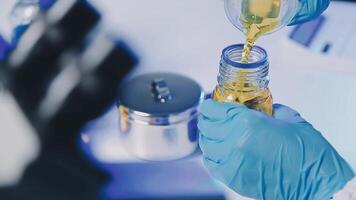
[224,0,298,35]
[224,0,298,63]
[213,44,273,115]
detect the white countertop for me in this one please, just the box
[1,0,356,199]
[86,0,356,168]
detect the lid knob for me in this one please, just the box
[151,78,173,103]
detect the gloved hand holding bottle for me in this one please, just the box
[198,99,355,200]
[225,0,331,38]
[198,1,355,199]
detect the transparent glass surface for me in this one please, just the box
[213,44,273,115]
[224,0,298,35]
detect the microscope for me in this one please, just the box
[0,0,137,199]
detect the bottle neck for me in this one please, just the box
[218,44,270,91]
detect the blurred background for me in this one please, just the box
[1,0,356,199]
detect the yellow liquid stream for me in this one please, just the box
[211,0,280,114]
[240,0,281,62]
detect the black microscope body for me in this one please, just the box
[0,1,137,199]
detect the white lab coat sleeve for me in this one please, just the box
[333,178,356,200]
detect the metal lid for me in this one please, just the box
[118,72,203,116]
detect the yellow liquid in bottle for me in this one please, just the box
[211,0,280,114]
[213,73,273,115]
[240,0,281,62]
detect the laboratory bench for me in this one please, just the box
[1,0,356,199]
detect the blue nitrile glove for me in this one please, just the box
[289,0,330,25]
[198,99,355,200]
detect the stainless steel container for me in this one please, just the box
[117,73,204,161]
